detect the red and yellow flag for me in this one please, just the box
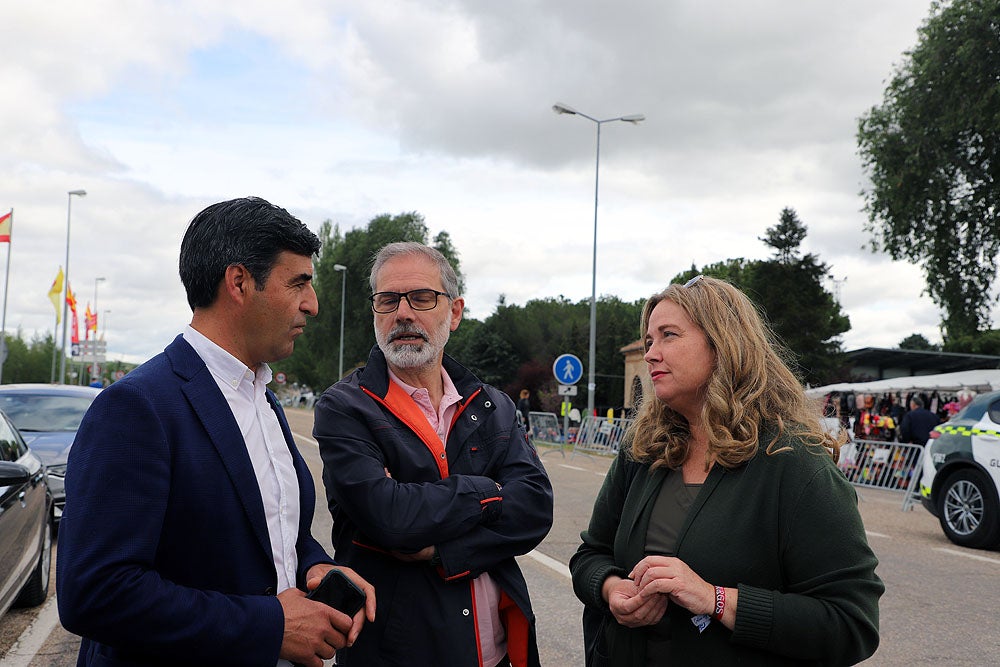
[67,283,80,344]
[48,268,64,324]
[85,303,98,333]
[66,283,77,312]
[0,211,11,243]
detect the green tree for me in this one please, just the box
[277,212,463,392]
[943,330,1000,356]
[1,330,57,384]
[745,258,849,384]
[760,207,807,264]
[461,294,642,413]
[898,333,939,351]
[857,0,1000,341]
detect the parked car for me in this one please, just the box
[0,384,101,525]
[0,409,53,616]
[919,389,1000,549]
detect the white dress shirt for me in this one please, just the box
[184,326,301,667]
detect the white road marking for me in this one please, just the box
[6,595,60,667]
[524,549,572,580]
[294,431,318,446]
[934,547,1000,565]
[558,463,606,478]
[865,530,890,539]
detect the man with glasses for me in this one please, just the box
[313,241,553,666]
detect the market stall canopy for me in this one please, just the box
[805,369,1000,398]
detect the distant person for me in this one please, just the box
[313,241,554,665]
[58,197,374,667]
[570,275,883,665]
[899,396,940,446]
[517,388,532,432]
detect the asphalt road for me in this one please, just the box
[3,407,999,665]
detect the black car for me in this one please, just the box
[0,384,101,525]
[0,409,53,617]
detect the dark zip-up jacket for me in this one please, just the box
[314,346,554,666]
[570,429,883,666]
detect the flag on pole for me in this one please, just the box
[48,268,64,324]
[67,283,79,344]
[85,303,97,333]
[0,211,11,243]
[66,283,77,312]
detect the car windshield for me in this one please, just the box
[0,394,94,432]
[952,393,994,423]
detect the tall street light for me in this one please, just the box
[59,189,86,384]
[552,102,644,417]
[334,264,347,379]
[91,276,105,382]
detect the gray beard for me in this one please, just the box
[376,320,450,370]
[382,340,439,369]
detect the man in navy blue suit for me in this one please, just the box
[58,197,374,667]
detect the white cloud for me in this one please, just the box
[2,0,977,372]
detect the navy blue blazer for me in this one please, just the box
[57,335,334,666]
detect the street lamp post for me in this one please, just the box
[91,276,105,382]
[552,102,644,417]
[59,189,87,384]
[334,264,347,379]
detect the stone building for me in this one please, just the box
[621,340,650,413]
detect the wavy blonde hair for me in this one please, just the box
[628,276,842,469]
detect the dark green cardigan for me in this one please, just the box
[570,432,883,666]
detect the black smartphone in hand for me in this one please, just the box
[306,568,366,617]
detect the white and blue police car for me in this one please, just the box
[919,390,1000,549]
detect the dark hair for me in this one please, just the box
[911,396,925,409]
[179,197,321,309]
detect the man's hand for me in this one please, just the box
[304,563,335,590]
[304,565,377,646]
[277,587,352,667]
[391,546,435,562]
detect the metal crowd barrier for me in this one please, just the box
[571,416,632,460]
[837,439,926,510]
[527,412,567,456]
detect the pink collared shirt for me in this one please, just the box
[388,367,508,667]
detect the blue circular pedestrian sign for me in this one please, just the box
[553,354,583,385]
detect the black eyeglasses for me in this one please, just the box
[370,289,451,313]
[684,274,705,288]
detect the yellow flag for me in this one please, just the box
[48,268,64,324]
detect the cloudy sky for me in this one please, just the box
[1,1,960,368]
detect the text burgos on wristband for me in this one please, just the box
[712,585,726,621]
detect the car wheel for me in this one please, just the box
[936,468,1000,549]
[14,513,53,608]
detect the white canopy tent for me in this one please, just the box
[805,369,1000,398]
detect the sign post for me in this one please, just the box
[553,354,583,454]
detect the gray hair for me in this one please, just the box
[369,242,460,297]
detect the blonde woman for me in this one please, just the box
[570,276,883,666]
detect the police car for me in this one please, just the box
[919,390,1000,549]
